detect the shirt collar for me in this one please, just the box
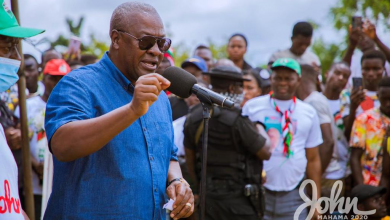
[100,52,134,92]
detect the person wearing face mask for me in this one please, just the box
[184,65,271,220]
[0,0,44,219]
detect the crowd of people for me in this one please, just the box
[1,1,390,220]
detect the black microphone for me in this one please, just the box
[162,66,234,108]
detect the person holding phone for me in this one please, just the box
[343,18,390,88]
[340,50,387,142]
[349,77,390,186]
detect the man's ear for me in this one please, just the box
[110,30,120,50]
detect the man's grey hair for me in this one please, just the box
[109,2,160,33]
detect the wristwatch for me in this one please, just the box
[168,178,190,187]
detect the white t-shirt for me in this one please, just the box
[327,99,351,178]
[242,95,323,191]
[15,96,47,195]
[304,92,342,179]
[28,81,45,97]
[269,48,321,66]
[0,125,24,220]
[347,50,390,88]
[173,116,186,157]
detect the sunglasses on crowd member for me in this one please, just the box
[115,29,171,53]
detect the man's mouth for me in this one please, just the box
[278,87,288,93]
[140,60,158,71]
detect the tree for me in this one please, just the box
[66,17,84,37]
[312,0,390,79]
[171,42,190,67]
[311,38,343,75]
[50,17,85,49]
[172,39,228,67]
[208,39,228,60]
[330,0,390,31]
[84,34,110,58]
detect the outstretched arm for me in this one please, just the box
[342,26,361,66]
[364,20,390,63]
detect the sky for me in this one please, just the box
[8,0,390,66]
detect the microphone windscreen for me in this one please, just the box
[162,66,197,98]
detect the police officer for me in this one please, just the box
[184,65,271,220]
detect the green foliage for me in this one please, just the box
[307,19,321,30]
[311,38,343,76]
[208,39,228,60]
[50,34,69,49]
[330,0,390,31]
[50,17,85,49]
[66,17,84,37]
[84,34,110,58]
[172,42,190,67]
[46,16,109,58]
[313,0,390,79]
[172,39,228,66]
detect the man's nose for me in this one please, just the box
[366,69,377,77]
[147,42,162,57]
[279,79,289,86]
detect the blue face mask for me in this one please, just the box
[0,57,20,92]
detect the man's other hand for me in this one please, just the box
[166,180,195,220]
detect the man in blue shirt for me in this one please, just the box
[44,2,194,220]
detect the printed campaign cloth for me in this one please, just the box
[350,107,390,186]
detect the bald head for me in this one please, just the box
[110,2,161,33]
[215,59,239,70]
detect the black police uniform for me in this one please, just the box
[184,103,267,220]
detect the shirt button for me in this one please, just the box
[154,188,157,192]
[143,128,147,131]
[150,156,154,161]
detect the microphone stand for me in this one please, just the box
[193,87,213,220]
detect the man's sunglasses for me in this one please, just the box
[115,30,171,53]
